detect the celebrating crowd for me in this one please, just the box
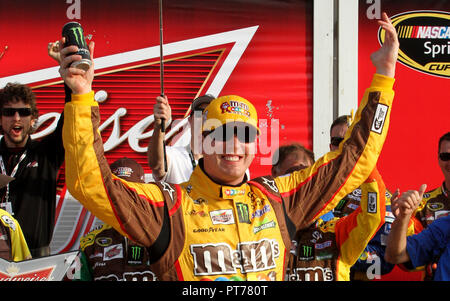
[0,12,448,281]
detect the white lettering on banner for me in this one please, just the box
[66,0,81,20]
[366,0,381,20]
[27,108,174,153]
[25,106,279,163]
[30,113,61,140]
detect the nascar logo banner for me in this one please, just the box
[380,11,450,78]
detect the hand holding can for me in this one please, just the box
[62,22,92,71]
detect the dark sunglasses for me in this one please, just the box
[204,124,257,144]
[1,107,32,117]
[330,136,344,147]
[439,152,450,161]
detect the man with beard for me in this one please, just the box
[0,82,65,257]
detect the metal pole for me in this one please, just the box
[158,0,167,173]
[159,0,166,133]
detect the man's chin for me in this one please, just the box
[4,134,27,147]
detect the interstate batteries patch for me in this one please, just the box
[379,11,450,78]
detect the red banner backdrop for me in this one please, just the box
[0,0,313,253]
[0,0,313,178]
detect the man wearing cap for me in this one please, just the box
[59,13,398,280]
[76,157,157,281]
[147,94,214,184]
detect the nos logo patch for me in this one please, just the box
[379,11,450,78]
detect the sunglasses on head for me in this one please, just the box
[330,136,344,147]
[439,152,450,161]
[204,124,257,144]
[1,107,32,117]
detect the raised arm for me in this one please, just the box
[275,12,399,230]
[147,95,172,181]
[60,39,167,247]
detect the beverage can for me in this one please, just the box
[62,22,92,71]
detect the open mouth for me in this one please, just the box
[11,126,23,136]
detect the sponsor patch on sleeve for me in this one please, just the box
[371,103,389,134]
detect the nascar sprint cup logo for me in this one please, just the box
[379,11,450,78]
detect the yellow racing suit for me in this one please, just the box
[287,168,386,281]
[62,74,395,281]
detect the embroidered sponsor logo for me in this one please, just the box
[427,202,444,211]
[315,241,332,250]
[299,244,314,261]
[161,182,175,202]
[127,245,144,265]
[346,203,359,211]
[261,177,278,192]
[220,101,251,117]
[251,204,271,219]
[95,237,112,247]
[190,239,280,276]
[236,203,251,224]
[289,266,334,281]
[368,192,378,213]
[253,219,276,234]
[210,209,235,225]
[103,244,123,261]
[316,252,334,261]
[371,103,388,134]
[224,188,246,197]
[193,227,225,233]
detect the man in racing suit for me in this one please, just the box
[327,115,395,280]
[59,12,398,281]
[287,168,386,281]
[77,157,157,281]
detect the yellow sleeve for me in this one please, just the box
[335,168,385,271]
[275,74,394,230]
[63,92,166,247]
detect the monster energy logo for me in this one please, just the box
[128,245,143,265]
[131,246,141,260]
[299,245,314,260]
[69,27,87,48]
[236,203,250,224]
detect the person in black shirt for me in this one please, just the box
[0,81,65,258]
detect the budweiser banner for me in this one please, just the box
[0,251,79,281]
[0,0,312,254]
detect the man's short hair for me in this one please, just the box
[190,94,215,117]
[0,83,39,120]
[330,115,351,137]
[272,142,315,167]
[438,132,450,153]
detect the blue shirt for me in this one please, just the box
[407,215,450,281]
